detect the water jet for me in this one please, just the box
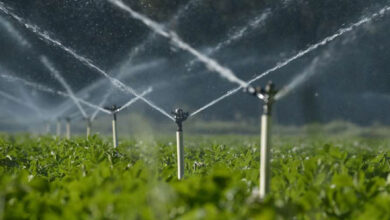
[189,5,390,117]
[0,4,173,120]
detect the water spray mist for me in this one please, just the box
[172,108,189,180]
[246,81,277,200]
[105,105,121,148]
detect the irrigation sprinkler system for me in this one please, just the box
[58,0,199,122]
[0,4,175,121]
[0,0,390,205]
[108,0,247,88]
[172,108,189,180]
[2,1,387,123]
[188,5,390,118]
[246,82,277,199]
[104,105,121,148]
[0,71,153,140]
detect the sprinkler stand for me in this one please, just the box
[172,108,189,180]
[105,105,121,148]
[65,117,71,140]
[246,81,277,200]
[112,113,117,148]
[56,118,62,137]
[86,117,92,138]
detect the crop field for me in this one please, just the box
[2,0,390,219]
[0,134,389,219]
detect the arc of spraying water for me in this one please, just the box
[274,50,334,101]
[116,87,153,113]
[51,60,163,117]
[90,89,113,121]
[108,0,248,88]
[40,56,88,119]
[187,0,298,70]
[89,0,202,118]
[0,89,48,128]
[187,8,272,69]
[0,15,31,48]
[89,87,152,121]
[17,86,45,119]
[0,12,86,119]
[189,5,390,117]
[0,89,38,112]
[113,0,202,78]
[0,73,112,115]
[0,3,174,121]
[91,87,153,121]
[0,9,113,117]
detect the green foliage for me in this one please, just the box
[0,135,390,219]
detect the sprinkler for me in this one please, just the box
[245,81,277,200]
[172,108,189,180]
[85,117,92,138]
[105,105,121,148]
[65,117,71,140]
[56,118,62,137]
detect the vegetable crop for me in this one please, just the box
[0,135,390,219]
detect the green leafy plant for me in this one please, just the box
[0,135,389,219]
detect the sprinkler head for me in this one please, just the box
[243,86,257,96]
[248,81,278,115]
[172,108,189,131]
[104,105,121,114]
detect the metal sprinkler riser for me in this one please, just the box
[172,108,189,180]
[56,118,62,137]
[84,117,92,138]
[245,81,278,200]
[65,117,71,140]
[104,105,121,148]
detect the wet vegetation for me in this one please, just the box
[1,135,390,219]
